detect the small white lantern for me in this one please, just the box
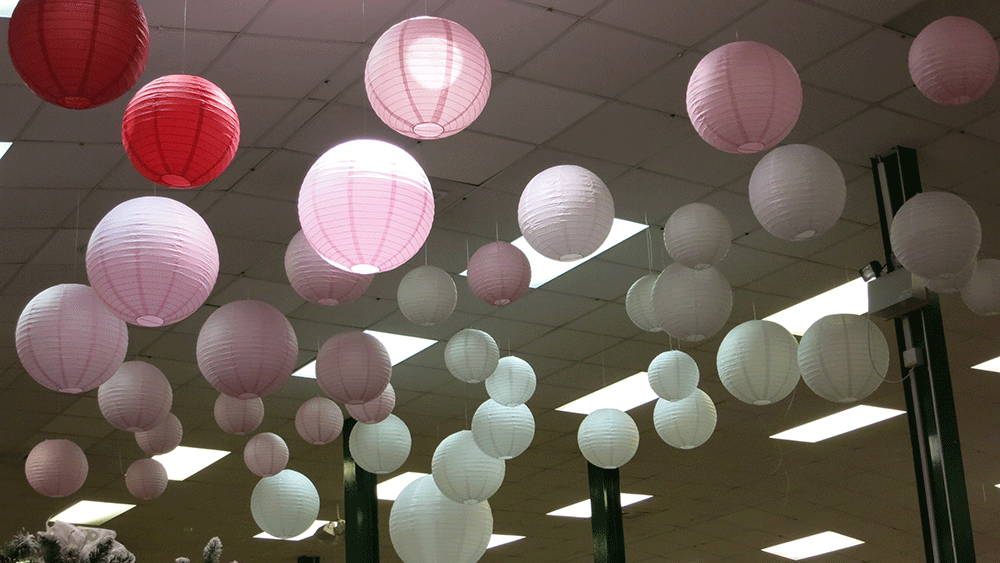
[717,320,800,405]
[625,274,661,332]
[577,408,639,469]
[126,458,168,500]
[389,475,493,563]
[924,259,976,293]
[799,314,889,403]
[295,397,344,445]
[890,191,981,281]
[471,400,534,460]
[348,414,411,474]
[214,394,264,435]
[651,263,732,342]
[432,430,505,504]
[444,328,499,383]
[961,258,1000,316]
[663,203,731,268]
[97,361,173,433]
[346,382,396,424]
[135,413,182,456]
[647,350,699,401]
[251,469,320,539]
[244,432,289,477]
[484,356,535,406]
[653,389,716,449]
[397,265,457,326]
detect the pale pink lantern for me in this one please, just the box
[135,413,182,456]
[909,16,999,106]
[25,439,88,498]
[214,394,265,435]
[467,241,531,306]
[317,332,392,405]
[197,300,299,399]
[346,382,396,424]
[126,458,168,500]
[86,196,219,327]
[285,230,373,305]
[98,361,173,433]
[366,16,491,139]
[244,432,289,477]
[298,139,434,274]
[295,397,344,445]
[16,284,129,394]
[686,41,802,154]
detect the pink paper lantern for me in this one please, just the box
[365,16,491,139]
[467,241,531,306]
[295,397,344,445]
[909,16,999,105]
[135,413,182,456]
[244,432,289,477]
[197,300,299,399]
[126,458,168,500]
[86,196,219,327]
[98,361,173,433]
[285,230,373,305]
[25,439,88,498]
[346,383,396,424]
[298,139,434,274]
[16,284,128,394]
[686,41,802,154]
[317,332,392,405]
[214,394,265,435]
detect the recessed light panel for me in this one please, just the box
[254,520,329,541]
[152,446,230,480]
[0,3,17,18]
[770,405,905,443]
[555,372,656,415]
[377,472,429,501]
[762,531,863,560]
[764,278,868,336]
[487,534,525,549]
[972,356,1000,373]
[51,501,136,526]
[293,331,437,378]
[546,493,652,518]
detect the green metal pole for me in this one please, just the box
[588,462,626,563]
[343,418,379,563]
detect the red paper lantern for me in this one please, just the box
[122,74,240,189]
[7,0,149,109]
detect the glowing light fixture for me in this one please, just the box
[555,372,656,415]
[377,471,429,501]
[762,531,863,560]
[254,520,329,541]
[972,356,1000,373]
[547,494,651,518]
[294,331,436,378]
[0,142,12,159]
[488,535,525,549]
[51,501,135,526]
[770,405,904,443]
[152,445,229,480]
[763,278,867,336]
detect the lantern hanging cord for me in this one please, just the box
[644,213,653,275]
[182,0,188,74]
[73,193,81,281]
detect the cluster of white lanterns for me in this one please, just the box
[647,350,716,451]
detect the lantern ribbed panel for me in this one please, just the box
[799,314,889,403]
[7,0,149,109]
[25,439,88,498]
[664,203,731,268]
[517,165,615,261]
[389,475,493,563]
[214,394,264,435]
[471,400,534,460]
[346,383,396,424]
[647,350,699,401]
[961,259,1000,316]
[651,264,732,342]
[244,433,289,477]
[317,331,392,405]
[909,16,999,105]
[122,74,240,188]
[717,320,800,405]
[251,470,320,540]
[295,397,344,445]
[17,284,129,394]
[890,192,981,281]
[135,413,182,456]
[97,361,173,433]
[397,265,457,326]
[925,259,976,293]
[748,144,846,241]
[485,356,535,406]
[653,390,717,450]
[86,196,218,327]
[432,430,506,505]
[366,17,491,140]
[285,230,373,306]
[625,274,661,332]
[348,414,411,474]
[197,300,298,399]
[125,458,168,500]
[467,241,531,306]
[577,408,639,469]
[445,329,500,383]
[298,139,434,274]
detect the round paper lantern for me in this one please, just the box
[197,300,298,399]
[890,192,981,281]
[485,356,535,406]
[298,139,433,274]
[651,264,732,342]
[517,165,615,261]
[214,394,265,435]
[366,16,491,139]
[348,414,411,474]
[577,408,639,469]
[86,196,219,327]
[653,390,716,449]
[961,259,1000,316]
[389,475,493,563]
[432,430,505,504]
[398,265,457,326]
[749,144,846,241]
[25,439,88,498]
[664,203,731,268]
[97,361,173,433]
[7,0,149,109]
[625,274,661,332]
[471,400,534,460]
[135,413,182,456]
[925,259,976,293]
[799,314,889,403]
[444,329,499,383]
[125,458,168,500]
[317,332,392,405]
[647,350,699,401]
[251,469,320,540]
[15,284,128,393]
[909,16,999,105]
[285,230,373,306]
[686,41,802,154]
[717,320,800,405]
[467,241,531,306]
[346,383,396,424]
[122,74,240,188]
[295,397,344,445]
[244,433,289,477]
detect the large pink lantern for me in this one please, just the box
[135,413,182,456]
[285,230,373,305]
[365,16,491,139]
[686,41,802,154]
[317,332,392,405]
[86,196,219,327]
[16,284,128,393]
[346,383,396,424]
[298,139,434,274]
[244,432,289,477]
[214,394,265,435]
[295,397,344,445]
[97,361,173,433]
[25,439,88,498]
[909,16,999,106]
[126,458,168,500]
[467,241,531,306]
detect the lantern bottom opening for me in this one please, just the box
[560,253,583,261]
[738,142,765,153]
[351,264,379,274]
[161,174,193,188]
[61,96,93,109]
[136,315,165,327]
[794,230,816,240]
[318,298,341,306]
[60,387,84,394]
[413,122,445,137]
[493,298,511,306]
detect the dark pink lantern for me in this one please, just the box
[285,230,373,305]
[25,439,88,498]
[97,361,173,433]
[126,458,168,500]
[909,16,999,105]
[214,394,265,435]
[135,413,183,456]
[346,382,396,424]
[244,432,289,477]
[295,397,345,445]
[317,332,392,405]
[467,241,531,306]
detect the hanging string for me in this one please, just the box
[752,300,757,321]
[73,193,81,281]
[600,356,607,388]
[644,213,653,275]
[465,239,470,269]
[181,0,188,74]
[507,338,511,358]
[495,221,499,242]
[423,243,428,266]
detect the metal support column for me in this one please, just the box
[588,462,626,563]
[344,418,379,563]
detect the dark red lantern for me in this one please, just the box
[122,74,240,188]
[7,0,149,109]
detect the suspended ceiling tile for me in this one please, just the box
[842,173,882,225]
[643,134,759,187]
[408,130,535,185]
[288,295,399,329]
[255,100,327,148]
[207,277,305,314]
[479,147,629,195]
[0,26,22,86]
[215,236,284,276]
[882,85,1000,130]
[201,193,299,244]
[699,189,761,239]
[493,288,604,327]
[0,230,49,264]
[917,132,1000,189]
[230,97,299,147]
[0,142,123,189]
[142,0,270,31]
[142,29,237,82]
[800,28,914,103]
[618,51,699,118]
[282,102,410,157]
[0,85,42,141]
[22,96,129,144]
[247,0,401,42]
[41,415,115,438]
[593,0,764,47]
[608,168,714,227]
[783,86,870,145]
[26,229,88,266]
[542,259,648,302]
[964,110,1000,145]
[808,224,884,270]
[810,107,950,167]
[954,166,1000,207]
[470,77,604,144]
[744,260,859,300]
[548,102,690,166]
[809,0,923,24]
[738,219,867,261]
[231,149,315,202]
[713,243,797,287]
[520,0,604,16]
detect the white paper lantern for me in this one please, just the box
[471,400,534,460]
[749,144,846,241]
[799,314,889,403]
[348,414,411,474]
[317,331,392,405]
[97,361,173,433]
[663,203,731,268]
[244,433,289,477]
[577,408,639,469]
[285,230,373,305]
[25,439,88,498]
[651,263,732,342]
[398,265,457,326]
[653,390,716,450]
[126,458,168,500]
[890,191,981,281]
[135,412,182,456]
[717,320,800,405]
[251,469,321,540]
[484,356,535,406]
[961,258,1000,316]
[444,329,499,383]
[346,383,396,424]
[909,16,999,106]
[467,241,532,306]
[647,350,699,401]
[295,397,344,445]
[924,259,976,293]
[517,164,614,261]
[432,430,505,505]
[214,394,265,435]
[389,475,493,563]
[625,274,661,332]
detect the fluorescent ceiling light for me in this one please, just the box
[770,405,905,443]
[488,534,525,549]
[0,2,18,18]
[254,520,329,541]
[377,471,428,501]
[762,531,863,560]
[972,356,1000,373]
[546,493,652,518]
[293,330,437,378]
[555,371,656,415]
[51,501,135,526]
[763,278,868,336]
[153,446,230,480]
[0,142,12,160]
